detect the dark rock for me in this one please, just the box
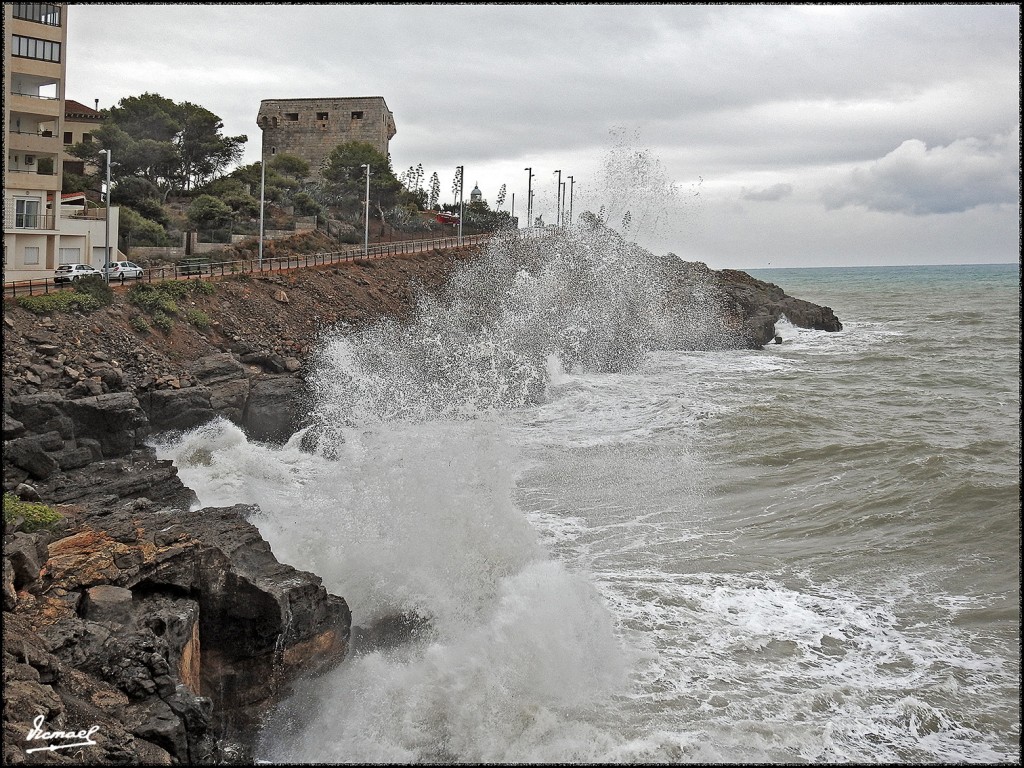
[139,387,217,433]
[6,533,42,589]
[242,375,307,443]
[2,413,26,439]
[5,435,60,480]
[63,392,150,456]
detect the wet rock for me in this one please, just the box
[242,375,307,443]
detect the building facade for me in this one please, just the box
[60,98,103,175]
[256,97,396,178]
[4,4,118,283]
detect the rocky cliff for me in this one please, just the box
[2,235,840,762]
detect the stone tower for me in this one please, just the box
[256,97,396,179]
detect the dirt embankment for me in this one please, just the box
[3,245,482,404]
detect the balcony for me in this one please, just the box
[6,130,61,155]
[3,211,57,231]
[7,91,61,119]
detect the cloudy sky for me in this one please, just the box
[66,4,1019,269]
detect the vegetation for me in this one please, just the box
[16,275,114,314]
[184,308,211,329]
[3,493,63,532]
[45,88,512,273]
[127,280,216,332]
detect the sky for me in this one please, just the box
[65,4,1020,269]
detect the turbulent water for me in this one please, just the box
[155,228,1020,763]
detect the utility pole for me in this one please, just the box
[457,165,464,244]
[524,167,534,229]
[98,149,111,282]
[567,175,574,226]
[258,155,266,269]
[553,169,562,227]
[361,164,370,256]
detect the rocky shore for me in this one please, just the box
[2,235,841,763]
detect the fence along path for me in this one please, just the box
[2,233,494,298]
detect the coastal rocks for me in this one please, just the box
[715,268,843,346]
[241,375,308,444]
[2,503,350,764]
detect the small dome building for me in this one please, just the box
[470,183,483,204]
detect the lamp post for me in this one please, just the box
[553,169,562,227]
[258,155,266,270]
[98,149,111,283]
[457,165,464,245]
[524,167,534,229]
[510,192,515,225]
[560,181,566,227]
[567,175,574,226]
[361,164,370,256]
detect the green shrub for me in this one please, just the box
[17,291,102,314]
[185,308,210,329]
[130,314,151,334]
[152,310,174,333]
[72,275,114,306]
[3,493,62,532]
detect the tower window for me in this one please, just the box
[317,112,329,120]
[285,113,299,121]
[351,111,364,119]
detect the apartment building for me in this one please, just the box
[4,3,117,283]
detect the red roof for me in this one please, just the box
[65,99,102,119]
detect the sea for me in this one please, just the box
[154,228,1020,764]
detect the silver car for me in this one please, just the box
[54,263,101,283]
[103,260,144,281]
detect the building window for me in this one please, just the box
[351,111,364,119]
[82,133,92,143]
[12,3,62,25]
[24,247,40,266]
[317,112,329,120]
[59,247,81,265]
[15,198,41,228]
[63,132,73,144]
[11,34,61,63]
[285,112,299,121]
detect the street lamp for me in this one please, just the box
[258,154,266,270]
[567,175,575,226]
[457,165,464,244]
[98,149,111,283]
[553,170,562,227]
[361,164,370,256]
[524,167,534,229]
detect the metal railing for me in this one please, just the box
[2,232,495,298]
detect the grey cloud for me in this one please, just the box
[821,130,1019,215]
[741,183,794,202]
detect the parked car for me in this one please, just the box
[103,260,144,281]
[53,263,101,283]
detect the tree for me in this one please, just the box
[451,166,463,205]
[429,172,441,210]
[187,194,233,230]
[270,153,310,179]
[89,92,247,198]
[321,141,402,217]
[496,183,507,210]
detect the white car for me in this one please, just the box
[54,263,101,283]
[103,260,144,281]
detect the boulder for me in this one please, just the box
[242,375,308,443]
